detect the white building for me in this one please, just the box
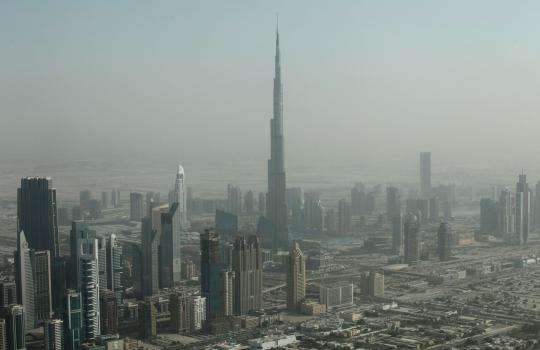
[248,334,297,350]
[190,296,206,331]
[320,283,354,309]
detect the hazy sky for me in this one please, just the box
[3,0,540,169]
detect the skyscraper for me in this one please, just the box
[129,193,144,222]
[159,203,182,288]
[141,216,159,298]
[14,231,35,331]
[169,165,188,231]
[69,221,100,342]
[189,296,206,332]
[63,289,82,350]
[43,319,63,350]
[6,305,25,350]
[498,187,514,238]
[337,199,351,235]
[227,184,242,215]
[286,242,305,312]
[392,214,403,255]
[31,250,53,323]
[139,298,157,339]
[0,319,6,350]
[437,222,451,261]
[170,293,191,334]
[232,235,262,315]
[200,229,224,320]
[267,26,289,250]
[419,152,431,199]
[106,234,123,303]
[386,187,401,220]
[403,213,420,264]
[17,177,59,257]
[99,289,118,335]
[516,173,531,244]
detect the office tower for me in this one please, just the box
[319,283,354,309]
[220,242,234,271]
[0,283,17,311]
[43,319,63,350]
[129,193,144,222]
[51,257,67,318]
[87,199,102,219]
[110,189,118,208]
[220,270,235,317]
[480,198,498,233]
[416,198,429,224]
[101,192,109,210]
[17,177,60,257]
[200,229,223,320]
[420,152,431,198]
[159,203,181,288]
[0,319,5,350]
[31,250,53,323]
[232,235,262,315]
[70,221,100,342]
[498,188,514,237]
[189,296,206,332]
[141,217,159,297]
[63,290,82,350]
[226,184,242,215]
[286,242,305,312]
[267,27,289,250]
[392,214,403,255]
[304,192,324,234]
[386,187,401,220]
[429,196,439,222]
[79,190,92,211]
[6,305,25,350]
[99,289,118,335]
[139,298,157,339]
[286,187,303,229]
[438,222,451,261]
[516,173,531,244]
[169,165,188,231]
[325,209,337,235]
[105,234,123,303]
[403,213,420,264]
[244,190,255,215]
[360,271,384,298]
[215,210,238,241]
[350,183,364,216]
[98,239,108,291]
[170,293,191,334]
[15,231,35,331]
[145,192,160,217]
[181,258,196,280]
[258,192,266,215]
[337,199,351,235]
[57,207,70,227]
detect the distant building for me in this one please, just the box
[158,204,182,288]
[129,193,144,222]
[516,173,531,244]
[480,198,498,234]
[6,305,25,350]
[168,165,188,231]
[438,222,451,261]
[337,199,351,235]
[244,190,255,215]
[386,187,401,220]
[15,230,35,331]
[189,296,206,332]
[99,289,118,335]
[79,190,92,211]
[43,319,63,350]
[286,242,305,312]
[497,187,514,238]
[404,213,420,264]
[227,184,242,215]
[392,215,403,255]
[320,283,354,309]
[141,215,160,298]
[232,235,262,315]
[215,210,238,241]
[360,271,384,298]
[101,192,109,210]
[420,152,431,198]
[17,177,60,256]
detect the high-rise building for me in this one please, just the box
[17,177,60,257]
[337,199,351,235]
[101,192,109,210]
[386,187,401,220]
[498,187,514,238]
[226,184,242,215]
[111,189,120,209]
[480,198,498,234]
[99,289,118,335]
[145,192,160,217]
[244,190,255,215]
[170,293,190,334]
[6,305,25,350]
[319,283,354,309]
[232,235,262,315]
[267,27,289,250]
[70,221,100,342]
[43,319,63,350]
[79,190,92,211]
[189,296,206,332]
[63,289,82,350]
[0,319,6,350]
[139,298,157,339]
[220,270,235,318]
[360,271,384,298]
[403,213,420,264]
[304,192,324,234]
[31,250,53,323]
[420,152,431,199]
[258,192,266,215]
[168,165,188,231]
[98,239,108,292]
[105,234,123,303]
[141,216,159,298]
[129,193,144,222]
[437,222,451,261]
[51,257,67,318]
[0,283,17,311]
[200,229,224,320]
[286,242,305,312]
[392,214,403,255]
[516,173,531,244]
[429,196,440,222]
[215,210,238,242]
[159,204,181,288]
[15,231,35,331]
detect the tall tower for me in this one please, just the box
[231,235,262,315]
[169,165,188,230]
[286,242,305,312]
[403,213,420,264]
[437,222,451,261]
[267,26,289,250]
[14,231,35,331]
[17,177,59,257]
[516,173,531,244]
[419,152,431,199]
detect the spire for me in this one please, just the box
[275,15,280,69]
